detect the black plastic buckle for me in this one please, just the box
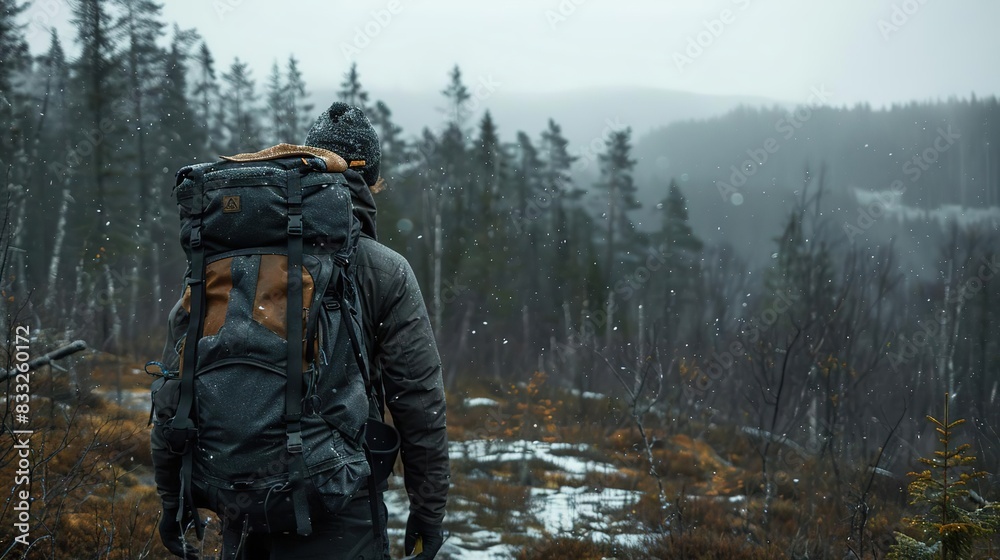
[287,214,303,236]
[232,480,254,491]
[162,421,197,455]
[286,431,303,454]
[190,224,202,248]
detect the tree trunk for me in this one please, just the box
[44,188,71,311]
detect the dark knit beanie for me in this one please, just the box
[304,102,381,185]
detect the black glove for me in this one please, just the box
[159,505,199,559]
[404,514,443,559]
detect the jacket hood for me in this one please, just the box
[344,169,378,240]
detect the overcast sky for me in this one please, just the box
[23,0,1000,107]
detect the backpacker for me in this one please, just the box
[147,144,395,539]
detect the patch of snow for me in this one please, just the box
[568,389,607,400]
[451,440,617,476]
[464,397,500,408]
[531,486,643,544]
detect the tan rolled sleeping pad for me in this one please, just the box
[220,143,349,173]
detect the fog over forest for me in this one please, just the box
[2,1,999,559]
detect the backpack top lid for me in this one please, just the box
[173,144,359,260]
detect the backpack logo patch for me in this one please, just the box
[223,195,241,213]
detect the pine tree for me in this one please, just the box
[264,60,285,144]
[655,179,704,332]
[33,30,72,303]
[337,61,369,110]
[115,0,168,344]
[441,64,471,129]
[153,25,199,315]
[468,111,509,311]
[191,42,219,152]
[0,0,30,166]
[514,129,544,276]
[657,180,704,346]
[368,99,404,179]
[70,0,129,350]
[0,0,29,91]
[70,0,124,244]
[157,26,199,166]
[475,111,504,214]
[596,127,640,289]
[540,119,582,307]
[283,55,312,142]
[765,168,833,317]
[887,394,1000,559]
[115,0,166,185]
[220,57,261,153]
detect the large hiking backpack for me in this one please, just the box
[149,144,395,539]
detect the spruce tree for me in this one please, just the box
[153,25,199,314]
[191,42,219,152]
[368,99,404,179]
[0,0,28,91]
[440,64,472,131]
[32,30,71,285]
[264,60,285,144]
[284,55,313,142]
[337,61,369,110]
[513,130,546,349]
[657,179,703,347]
[70,0,129,350]
[469,111,509,313]
[596,127,640,290]
[220,57,261,153]
[540,119,582,307]
[115,0,168,342]
[0,0,30,166]
[70,0,124,247]
[887,394,1000,559]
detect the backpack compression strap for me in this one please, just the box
[168,167,206,539]
[285,162,313,536]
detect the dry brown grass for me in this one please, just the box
[516,537,611,560]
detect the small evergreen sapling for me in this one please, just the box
[887,394,999,560]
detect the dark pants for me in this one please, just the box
[221,493,389,560]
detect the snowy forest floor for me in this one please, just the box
[3,355,998,559]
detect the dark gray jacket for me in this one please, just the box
[150,174,449,526]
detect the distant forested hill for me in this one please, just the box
[631,97,1000,262]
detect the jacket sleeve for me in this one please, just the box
[150,295,189,508]
[372,257,450,525]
